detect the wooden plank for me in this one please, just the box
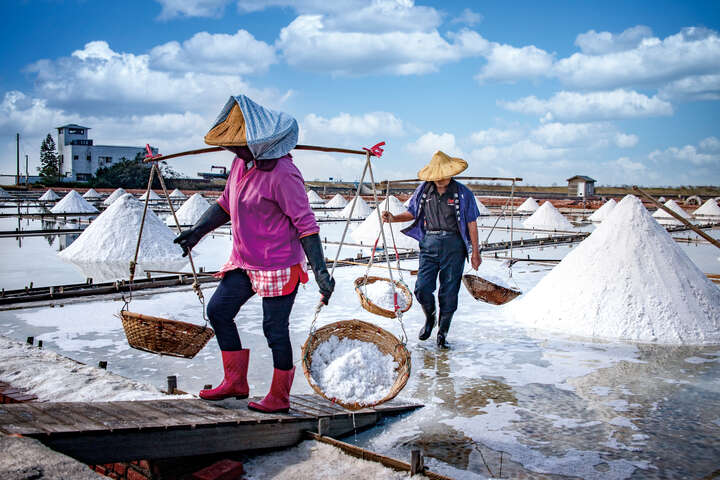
[295,394,348,414]
[0,405,52,435]
[30,402,107,433]
[289,395,341,416]
[109,401,192,428]
[12,403,75,433]
[70,402,143,432]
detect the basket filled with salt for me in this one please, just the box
[354,276,412,319]
[120,311,215,359]
[301,319,411,410]
[462,274,521,305]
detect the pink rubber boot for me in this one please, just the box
[247,366,295,413]
[199,349,250,400]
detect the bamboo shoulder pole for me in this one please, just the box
[143,144,371,163]
[632,186,720,251]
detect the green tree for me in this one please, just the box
[91,152,180,189]
[38,134,59,179]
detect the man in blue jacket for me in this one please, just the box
[382,151,481,348]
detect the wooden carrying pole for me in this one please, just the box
[142,144,371,163]
[386,176,523,184]
[632,186,720,251]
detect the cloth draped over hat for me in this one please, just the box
[204,95,298,160]
[417,151,468,181]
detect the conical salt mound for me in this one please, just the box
[39,189,60,201]
[475,197,492,215]
[138,190,161,201]
[693,198,720,217]
[506,195,720,344]
[169,188,187,199]
[334,196,371,219]
[325,194,347,208]
[172,193,210,225]
[0,187,10,198]
[588,199,617,222]
[307,190,323,204]
[83,188,101,199]
[517,197,539,213]
[50,190,99,214]
[523,201,574,230]
[103,188,127,206]
[351,196,418,249]
[652,199,690,225]
[59,194,185,270]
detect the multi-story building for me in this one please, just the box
[56,124,159,182]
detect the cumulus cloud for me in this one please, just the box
[470,139,567,164]
[469,128,523,145]
[612,156,646,171]
[451,8,483,26]
[658,73,720,101]
[530,122,620,148]
[699,136,720,152]
[615,133,639,148]
[575,26,654,55]
[475,43,554,83]
[649,138,720,165]
[406,132,463,158]
[156,0,229,19]
[302,111,404,140]
[500,89,673,122]
[149,30,276,75]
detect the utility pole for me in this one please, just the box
[16,133,20,186]
[25,155,29,187]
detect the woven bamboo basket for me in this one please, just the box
[354,276,413,319]
[462,274,521,305]
[301,319,411,411]
[120,311,215,359]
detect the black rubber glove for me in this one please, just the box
[300,233,335,304]
[174,203,230,257]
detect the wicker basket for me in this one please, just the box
[354,276,413,319]
[462,274,521,305]
[120,311,215,359]
[301,319,411,411]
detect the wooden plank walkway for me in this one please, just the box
[0,395,421,464]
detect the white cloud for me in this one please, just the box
[149,30,277,75]
[406,132,463,158]
[451,8,483,26]
[156,0,229,19]
[575,26,654,55]
[470,139,567,164]
[658,73,720,101]
[649,141,720,166]
[302,112,404,140]
[612,156,646,172]
[500,89,673,122]
[556,27,720,89]
[531,122,618,148]
[469,128,523,145]
[699,136,720,152]
[615,133,639,148]
[476,43,554,83]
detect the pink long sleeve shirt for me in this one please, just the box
[216,154,319,271]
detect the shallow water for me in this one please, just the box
[0,210,719,479]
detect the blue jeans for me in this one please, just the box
[207,269,298,370]
[414,231,466,315]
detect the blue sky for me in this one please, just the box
[1,0,719,186]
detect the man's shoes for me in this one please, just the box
[418,304,436,341]
[436,312,453,349]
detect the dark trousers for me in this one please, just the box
[414,231,466,315]
[207,269,298,370]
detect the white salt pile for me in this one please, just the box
[693,198,720,217]
[364,280,409,310]
[39,189,59,201]
[475,197,492,215]
[50,190,99,214]
[517,197,539,213]
[103,187,127,206]
[652,199,690,224]
[506,195,720,344]
[310,336,398,404]
[351,196,418,249]
[523,201,574,231]
[58,193,185,274]
[325,193,348,208]
[334,196,372,219]
[307,189,324,204]
[172,193,210,225]
[82,188,101,199]
[139,190,161,201]
[169,188,187,199]
[588,198,617,222]
[0,187,10,198]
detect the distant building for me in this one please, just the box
[567,175,596,197]
[56,124,158,182]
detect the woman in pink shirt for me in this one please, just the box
[174,95,334,413]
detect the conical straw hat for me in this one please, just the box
[417,151,467,181]
[204,103,247,146]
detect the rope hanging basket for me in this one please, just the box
[301,319,411,411]
[462,274,521,305]
[120,311,215,359]
[354,276,413,319]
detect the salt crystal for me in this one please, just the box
[517,197,539,213]
[506,195,720,344]
[475,197,492,215]
[39,189,59,201]
[334,196,371,219]
[523,201,574,231]
[50,190,99,214]
[169,188,187,199]
[325,193,347,208]
[103,188,127,206]
[588,199,616,222]
[307,190,323,204]
[652,199,690,224]
[310,336,398,404]
[82,188,101,199]
[351,196,418,250]
[693,198,720,217]
[138,190,161,201]
[171,193,210,226]
[364,280,408,310]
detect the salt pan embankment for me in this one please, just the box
[523,201,574,231]
[506,195,720,344]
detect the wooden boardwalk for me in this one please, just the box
[0,394,421,464]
